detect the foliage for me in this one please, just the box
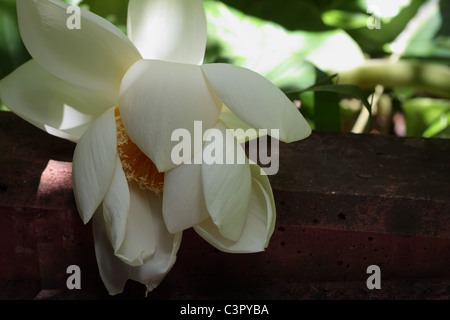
[0,0,449,138]
[0,0,30,80]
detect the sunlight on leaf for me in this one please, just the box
[362,0,412,19]
[423,111,450,138]
[322,10,369,30]
[204,1,365,90]
[388,0,449,57]
[2,0,449,139]
[402,98,450,137]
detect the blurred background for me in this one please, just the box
[1,0,449,138]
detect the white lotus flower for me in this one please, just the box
[164,120,279,252]
[0,0,311,294]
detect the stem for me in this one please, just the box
[336,59,450,99]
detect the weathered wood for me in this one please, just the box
[272,132,450,238]
[1,111,450,300]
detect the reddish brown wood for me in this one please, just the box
[271,132,450,238]
[1,112,450,300]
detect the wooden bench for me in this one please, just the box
[1,111,450,300]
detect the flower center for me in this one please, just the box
[115,107,164,194]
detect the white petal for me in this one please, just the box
[202,63,312,143]
[92,192,182,295]
[119,59,222,172]
[102,157,130,253]
[92,210,130,295]
[201,121,251,241]
[114,182,157,267]
[4,109,85,143]
[249,163,276,246]
[163,150,209,233]
[219,106,259,143]
[72,108,117,224]
[0,60,115,142]
[16,0,141,97]
[39,124,84,143]
[127,0,206,64]
[194,163,276,253]
[132,191,183,292]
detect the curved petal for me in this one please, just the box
[127,0,206,64]
[92,192,182,295]
[132,191,183,292]
[202,63,312,143]
[162,150,209,234]
[92,210,130,295]
[249,163,276,247]
[102,156,130,253]
[194,163,276,253]
[30,122,87,142]
[114,182,157,267]
[0,60,116,142]
[219,105,260,143]
[72,108,117,224]
[16,0,141,97]
[119,59,222,172]
[201,121,251,241]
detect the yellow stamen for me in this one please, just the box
[115,107,164,194]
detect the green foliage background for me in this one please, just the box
[1,0,449,137]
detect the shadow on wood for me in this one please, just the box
[1,112,450,300]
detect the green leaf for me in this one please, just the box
[345,0,425,57]
[0,0,31,79]
[284,70,373,132]
[322,10,370,30]
[204,0,364,91]
[79,0,129,33]
[218,0,331,31]
[423,111,450,138]
[287,80,372,116]
[402,98,450,137]
[304,84,372,114]
[389,0,450,59]
[313,69,342,132]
